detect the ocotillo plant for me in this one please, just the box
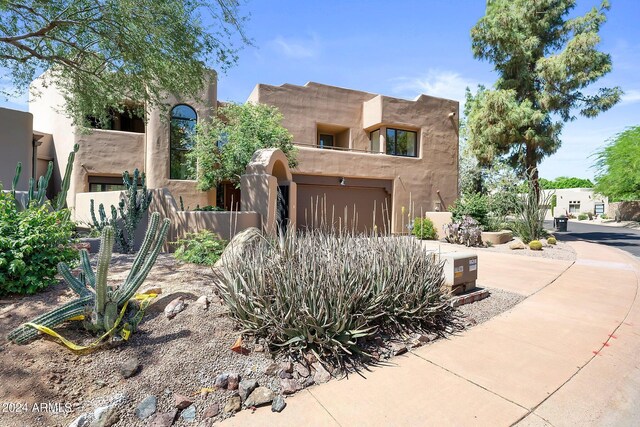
[7,212,170,345]
[11,144,79,211]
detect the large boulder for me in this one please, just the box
[214,227,262,270]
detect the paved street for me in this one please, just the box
[546,220,640,258]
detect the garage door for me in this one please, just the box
[296,181,391,233]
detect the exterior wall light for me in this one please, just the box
[339,177,346,186]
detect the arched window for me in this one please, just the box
[170,104,197,180]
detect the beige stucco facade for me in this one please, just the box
[28,72,218,213]
[248,82,459,233]
[21,72,458,236]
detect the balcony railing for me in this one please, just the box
[293,142,382,154]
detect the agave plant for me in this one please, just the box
[217,227,453,365]
[7,212,170,345]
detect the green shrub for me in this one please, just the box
[578,213,588,221]
[411,217,437,240]
[173,230,227,265]
[0,190,78,295]
[450,193,489,228]
[547,237,557,245]
[600,214,608,219]
[217,229,453,365]
[194,205,225,212]
[529,240,543,250]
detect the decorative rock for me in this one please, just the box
[509,241,526,250]
[165,297,186,319]
[280,361,293,373]
[215,227,262,269]
[279,370,293,379]
[91,405,119,427]
[196,295,210,310]
[174,393,194,410]
[150,409,178,427]
[223,396,242,413]
[135,395,157,420]
[214,373,229,389]
[119,357,140,378]
[303,376,315,387]
[280,378,302,395]
[203,403,220,418]
[254,344,265,352]
[238,379,258,402]
[294,363,310,378]
[180,405,197,422]
[69,413,91,427]
[304,353,318,365]
[227,373,240,390]
[140,286,162,295]
[418,334,431,343]
[264,363,279,375]
[312,363,331,384]
[389,342,408,356]
[244,387,275,407]
[271,395,286,413]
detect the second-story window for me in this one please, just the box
[318,134,334,149]
[386,128,417,157]
[170,104,197,180]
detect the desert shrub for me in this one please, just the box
[547,237,557,245]
[529,240,543,251]
[600,213,608,219]
[450,193,489,228]
[411,217,437,240]
[578,213,588,221]
[443,216,483,247]
[0,190,78,295]
[173,230,227,266]
[217,229,453,364]
[194,205,225,212]
[510,173,551,243]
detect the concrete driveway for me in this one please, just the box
[545,220,640,258]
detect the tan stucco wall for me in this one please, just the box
[29,74,76,205]
[29,71,218,212]
[145,71,218,210]
[248,82,459,233]
[0,108,34,190]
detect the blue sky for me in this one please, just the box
[2,0,639,180]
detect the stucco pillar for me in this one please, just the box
[380,126,387,154]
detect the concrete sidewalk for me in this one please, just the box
[221,241,640,427]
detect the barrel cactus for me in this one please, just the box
[547,237,557,245]
[529,240,543,251]
[7,212,170,345]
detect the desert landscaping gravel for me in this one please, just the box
[0,253,529,427]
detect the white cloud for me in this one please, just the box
[621,89,640,105]
[391,69,482,103]
[269,35,320,59]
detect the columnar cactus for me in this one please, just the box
[117,169,153,253]
[11,144,78,211]
[89,199,118,232]
[7,212,170,345]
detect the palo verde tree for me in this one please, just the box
[190,102,297,191]
[465,0,622,194]
[593,125,640,201]
[0,1,248,125]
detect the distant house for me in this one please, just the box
[543,188,608,219]
[3,71,459,235]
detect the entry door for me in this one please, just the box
[277,185,289,232]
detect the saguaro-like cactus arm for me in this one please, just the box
[79,250,96,288]
[58,262,91,297]
[123,212,159,285]
[116,215,169,305]
[56,143,79,211]
[7,295,93,344]
[95,226,114,317]
[11,162,21,196]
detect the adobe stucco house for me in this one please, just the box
[11,72,458,235]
